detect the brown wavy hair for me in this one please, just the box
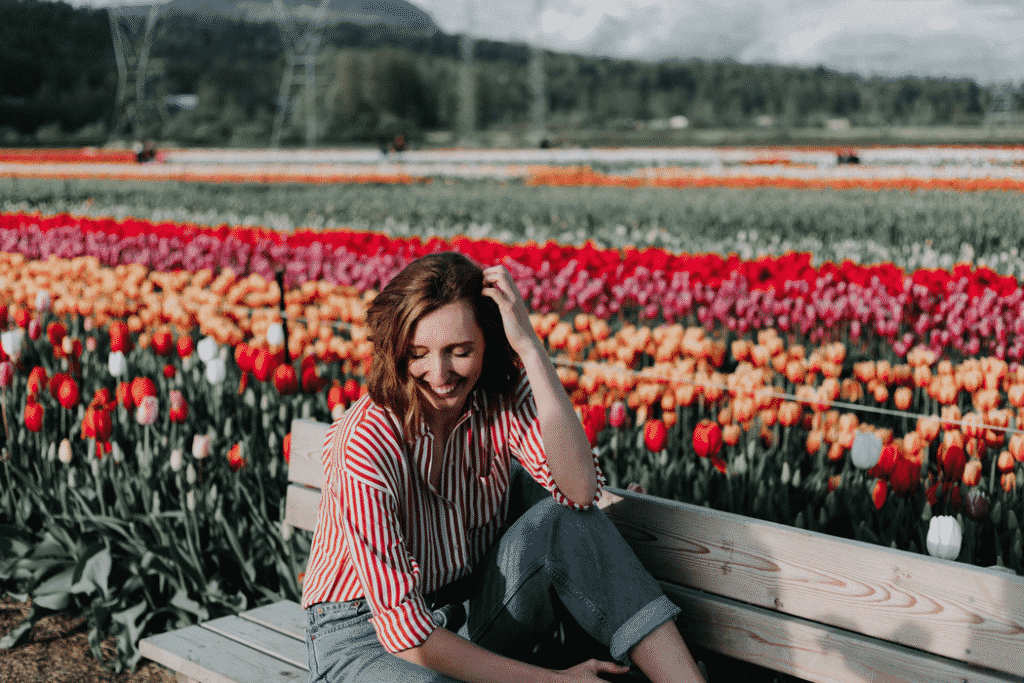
[366,252,520,442]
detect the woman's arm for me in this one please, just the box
[395,627,628,683]
[482,265,598,507]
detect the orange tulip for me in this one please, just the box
[893,386,913,411]
[962,459,983,487]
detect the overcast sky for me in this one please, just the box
[64,0,1023,84]
[410,0,1024,84]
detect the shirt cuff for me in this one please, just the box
[547,448,608,510]
[369,591,438,653]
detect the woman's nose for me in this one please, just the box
[428,353,452,381]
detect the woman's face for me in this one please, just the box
[407,299,486,424]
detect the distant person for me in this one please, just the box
[136,140,157,163]
[837,148,860,165]
[540,138,551,149]
[392,132,407,153]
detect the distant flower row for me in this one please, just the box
[3,211,1024,361]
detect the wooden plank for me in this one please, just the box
[664,582,1020,683]
[139,625,306,683]
[284,484,321,533]
[288,418,330,489]
[201,615,307,671]
[239,601,307,642]
[599,488,1024,678]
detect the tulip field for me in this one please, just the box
[1,145,1024,673]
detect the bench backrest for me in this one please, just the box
[283,418,1024,682]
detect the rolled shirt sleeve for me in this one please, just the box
[340,471,439,652]
[509,371,606,509]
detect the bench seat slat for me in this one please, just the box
[202,615,307,670]
[239,600,308,642]
[284,484,321,533]
[664,582,1020,683]
[288,418,330,489]
[600,489,1024,678]
[139,624,307,683]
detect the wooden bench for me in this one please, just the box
[140,418,1024,683]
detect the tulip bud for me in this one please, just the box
[86,336,97,352]
[27,318,41,341]
[205,357,227,385]
[192,433,211,460]
[186,462,197,486]
[135,395,159,425]
[1,329,25,360]
[331,404,346,420]
[0,360,13,388]
[266,322,285,347]
[197,336,219,363]
[169,448,184,472]
[281,521,293,542]
[850,431,883,469]
[965,489,989,521]
[608,401,627,429]
[186,490,196,512]
[926,515,962,560]
[108,351,128,377]
[35,290,52,313]
[68,469,76,488]
[58,438,72,464]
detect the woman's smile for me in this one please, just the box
[408,300,485,423]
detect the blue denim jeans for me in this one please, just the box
[305,459,680,682]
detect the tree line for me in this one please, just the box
[0,0,1015,146]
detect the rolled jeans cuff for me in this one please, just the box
[608,595,682,664]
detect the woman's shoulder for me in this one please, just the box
[327,394,407,483]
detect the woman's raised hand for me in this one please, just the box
[481,263,540,357]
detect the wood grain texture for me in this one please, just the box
[239,600,307,642]
[601,488,1024,678]
[288,419,330,489]
[138,625,306,683]
[664,582,1020,683]
[283,484,321,533]
[201,615,307,670]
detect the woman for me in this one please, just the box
[303,252,705,682]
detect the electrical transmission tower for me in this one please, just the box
[107,3,167,143]
[271,0,330,148]
[987,82,1018,128]
[529,0,546,145]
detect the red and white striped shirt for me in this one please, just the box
[301,371,605,653]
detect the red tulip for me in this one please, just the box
[151,329,173,356]
[253,347,278,382]
[48,372,69,401]
[130,376,157,407]
[871,480,888,509]
[27,366,48,397]
[169,389,188,424]
[301,364,323,393]
[584,420,601,448]
[14,308,30,329]
[692,419,723,458]
[24,397,43,432]
[109,320,130,353]
[57,376,79,409]
[328,380,346,410]
[177,335,194,358]
[889,457,920,496]
[940,444,966,482]
[343,378,362,403]
[81,406,113,442]
[644,419,668,452]
[273,364,298,395]
[867,443,899,479]
[585,405,606,434]
[116,381,134,410]
[163,363,176,379]
[283,433,292,464]
[608,401,627,429]
[227,442,246,472]
[235,343,254,373]
[47,322,66,349]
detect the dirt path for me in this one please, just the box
[0,595,175,683]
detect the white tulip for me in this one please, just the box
[196,336,219,363]
[205,357,227,385]
[926,515,962,560]
[851,431,883,470]
[186,463,197,485]
[108,350,128,377]
[1,329,24,359]
[266,322,285,347]
[169,448,184,472]
[58,439,73,465]
[35,289,52,312]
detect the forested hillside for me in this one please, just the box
[0,0,1009,146]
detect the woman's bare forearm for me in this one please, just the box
[394,626,557,683]
[517,341,598,506]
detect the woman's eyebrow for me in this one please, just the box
[410,341,476,351]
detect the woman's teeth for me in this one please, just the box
[431,381,458,396]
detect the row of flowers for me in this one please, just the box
[3,212,1024,363]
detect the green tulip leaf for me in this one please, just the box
[70,547,112,598]
[32,566,75,611]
